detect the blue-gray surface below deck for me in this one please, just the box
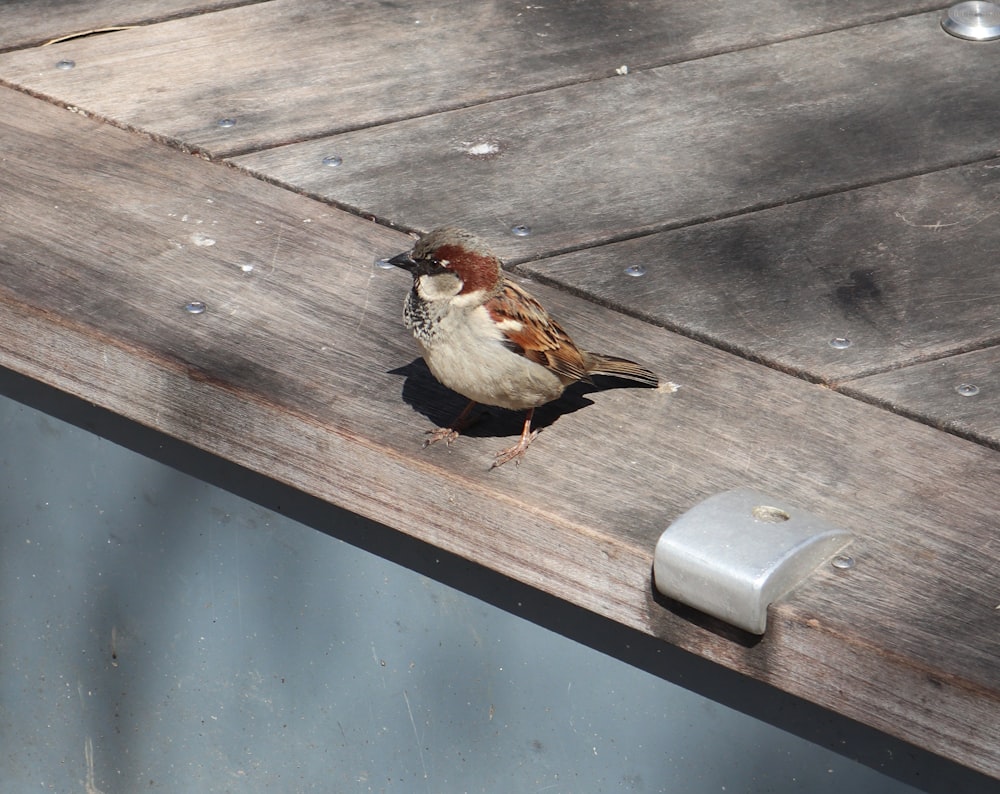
[0,392,941,793]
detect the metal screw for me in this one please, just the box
[55,59,76,70]
[216,118,236,128]
[322,155,343,167]
[624,264,646,277]
[831,554,855,570]
[184,301,207,315]
[956,383,980,397]
[942,1,1000,40]
[511,224,531,237]
[829,337,852,349]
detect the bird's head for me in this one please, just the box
[389,228,503,305]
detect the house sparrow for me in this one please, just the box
[389,227,658,468]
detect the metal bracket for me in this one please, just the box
[653,488,853,634]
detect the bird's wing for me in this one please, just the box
[485,279,591,384]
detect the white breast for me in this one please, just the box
[415,302,566,410]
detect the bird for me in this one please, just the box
[389,227,658,468]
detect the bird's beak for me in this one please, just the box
[388,251,417,271]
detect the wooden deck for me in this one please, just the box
[2,0,999,782]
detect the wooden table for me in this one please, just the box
[2,0,999,782]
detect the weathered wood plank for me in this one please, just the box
[522,159,1000,383]
[3,89,1000,777]
[230,12,1000,262]
[842,347,1000,448]
[0,0,946,157]
[0,0,265,53]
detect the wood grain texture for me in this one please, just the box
[231,12,1000,262]
[522,159,1000,383]
[842,347,1000,448]
[0,0,265,53]
[0,0,946,157]
[3,88,1000,776]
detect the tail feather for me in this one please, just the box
[584,353,659,387]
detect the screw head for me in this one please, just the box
[956,383,980,397]
[55,59,76,70]
[624,264,647,277]
[184,300,207,315]
[942,1,1000,40]
[829,337,852,350]
[216,118,236,128]
[511,224,531,237]
[831,554,855,570]
[322,155,343,167]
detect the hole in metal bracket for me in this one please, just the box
[751,505,791,523]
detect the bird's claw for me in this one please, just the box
[423,427,461,448]
[490,429,540,469]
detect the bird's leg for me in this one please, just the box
[424,399,478,448]
[491,408,540,469]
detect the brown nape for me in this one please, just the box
[432,242,502,296]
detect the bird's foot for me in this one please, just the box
[422,400,480,449]
[423,426,461,448]
[491,429,541,469]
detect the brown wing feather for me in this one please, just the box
[485,280,592,384]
